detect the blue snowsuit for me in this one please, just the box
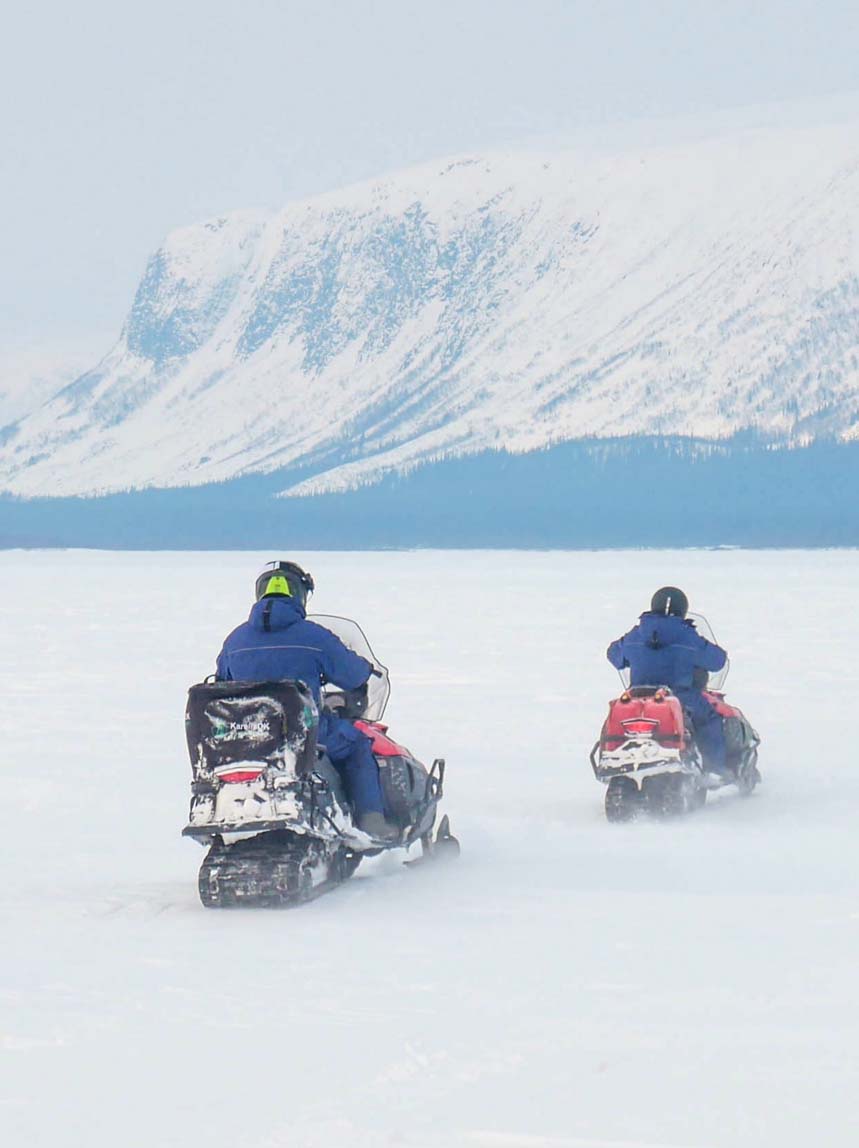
[216,597,385,816]
[606,612,729,773]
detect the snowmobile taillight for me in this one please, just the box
[621,718,659,737]
[213,764,264,784]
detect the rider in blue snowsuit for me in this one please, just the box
[215,561,397,839]
[606,586,729,774]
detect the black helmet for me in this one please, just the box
[254,560,315,607]
[650,586,688,617]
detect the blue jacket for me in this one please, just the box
[607,612,727,691]
[216,597,372,702]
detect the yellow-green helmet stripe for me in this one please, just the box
[263,574,292,597]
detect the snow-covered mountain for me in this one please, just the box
[2,118,858,498]
[0,345,102,430]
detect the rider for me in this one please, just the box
[215,560,398,840]
[606,586,730,776]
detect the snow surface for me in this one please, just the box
[2,112,859,498]
[2,548,858,1148]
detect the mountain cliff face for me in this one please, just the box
[2,119,858,497]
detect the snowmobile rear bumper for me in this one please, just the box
[183,819,298,843]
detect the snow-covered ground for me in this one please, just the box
[2,549,858,1148]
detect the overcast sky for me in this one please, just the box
[2,0,858,355]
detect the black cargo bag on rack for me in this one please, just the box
[185,680,319,778]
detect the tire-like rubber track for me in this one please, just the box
[198,830,357,908]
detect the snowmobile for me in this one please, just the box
[591,615,761,822]
[182,615,459,907]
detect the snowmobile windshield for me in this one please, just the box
[687,613,730,691]
[617,612,730,692]
[310,614,391,721]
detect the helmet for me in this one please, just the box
[254,560,315,607]
[650,586,688,617]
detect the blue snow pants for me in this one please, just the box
[318,712,385,816]
[676,689,727,774]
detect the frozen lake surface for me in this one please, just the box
[2,549,858,1148]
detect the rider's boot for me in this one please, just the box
[358,811,400,842]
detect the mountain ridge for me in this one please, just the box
[2,118,858,498]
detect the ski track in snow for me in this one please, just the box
[2,549,858,1148]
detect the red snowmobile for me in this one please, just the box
[591,615,761,821]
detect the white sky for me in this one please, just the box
[2,0,858,355]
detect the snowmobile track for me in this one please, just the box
[198,831,358,909]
